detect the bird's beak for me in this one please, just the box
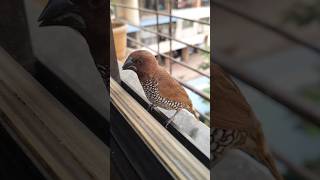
[38,0,84,31]
[122,58,137,71]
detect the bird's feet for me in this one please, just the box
[164,109,181,128]
[165,118,174,128]
[147,104,156,112]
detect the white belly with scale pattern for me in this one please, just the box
[211,128,247,164]
[140,79,184,110]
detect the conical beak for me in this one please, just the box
[122,57,137,71]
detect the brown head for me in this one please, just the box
[122,50,158,78]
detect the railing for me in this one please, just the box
[111,2,210,120]
[213,1,320,179]
[110,16,210,178]
[110,78,209,179]
[113,3,210,25]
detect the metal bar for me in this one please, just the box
[272,151,320,180]
[126,37,210,101]
[119,18,210,53]
[155,0,160,62]
[110,18,121,83]
[137,0,142,49]
[214,59,320,127]
[169,0,173,74]
[111,3,210,25]
[127,37,210,101]
[118,2,210,102]
[126,36,210,78]
[127,39,212,117]
[176,79,210,102]
[114,3,117,19]
[212,0,320,56]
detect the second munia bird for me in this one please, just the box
[212,64,283,180]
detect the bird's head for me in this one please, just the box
[122,50,158,77]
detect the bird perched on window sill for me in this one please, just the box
[122,50,198,127]
[38,0,108,87]
[212,64,283,180]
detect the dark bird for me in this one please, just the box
[123,50,197,127]
[38,0,108,86]
[212,64,283,180]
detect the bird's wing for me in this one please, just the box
[155,67,193,110]
[212,64,256,130]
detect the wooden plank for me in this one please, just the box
[110,78,209,180]
[0,47,109,180]
[111,103,173,180]
[0,123,45,179]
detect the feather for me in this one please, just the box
[156,67,194,112]
[212,64,256,129]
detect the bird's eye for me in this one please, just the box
[136,59,142,64]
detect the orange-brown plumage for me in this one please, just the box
[213,64,255,130]
[212,64,283,180]
[123,50,197,124]
[155,68,194,113]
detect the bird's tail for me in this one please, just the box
[241,123,283,180]
[188,106,200,120]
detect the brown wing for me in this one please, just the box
[155,67,193,111]
[212,64,256,130]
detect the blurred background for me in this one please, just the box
[213,0,320,179]
[110,0,211,125]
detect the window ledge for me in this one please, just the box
[119,63,210,158]
[213,150,275,180]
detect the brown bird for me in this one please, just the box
[123,50,197,127]
[212,64,283,180]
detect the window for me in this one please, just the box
[111,1,210,178]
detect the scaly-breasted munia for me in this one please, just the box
[123,50,197,127]
[212,64,283,180]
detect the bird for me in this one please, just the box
[38,0,108,87]
[212,64,283,180]
[122,50,198,127]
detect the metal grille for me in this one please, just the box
[111,1,210,122]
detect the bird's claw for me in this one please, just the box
[164,109,181,128]
[147,104,156,112]
[165,118,174,128]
